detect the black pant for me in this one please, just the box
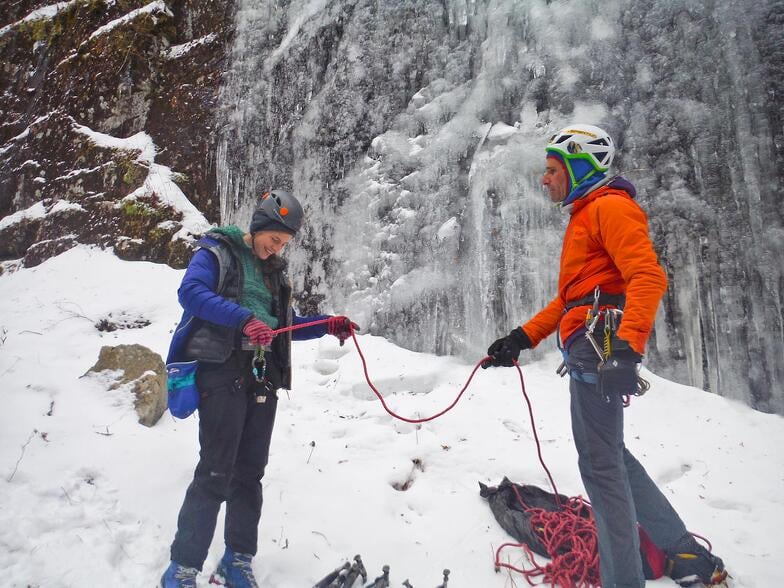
[170,353,279,570]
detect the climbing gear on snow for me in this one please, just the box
[313,554,367,588]
[436,569,450,588]
[365,565,390,588]
[478,371,724,587]
[313,563,449,588]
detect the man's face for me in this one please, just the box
[542,156,570,203]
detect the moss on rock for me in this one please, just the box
[1,0,233,269]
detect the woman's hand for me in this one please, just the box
[242,317,274,346]
[326,316,359,346]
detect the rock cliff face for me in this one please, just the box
[0,0,234,269]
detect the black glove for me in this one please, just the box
[597,337,642,396]
[482,327,532,368]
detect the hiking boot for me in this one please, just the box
[666,533,728,586]
[160,561,198,588]
[209,548,259,588]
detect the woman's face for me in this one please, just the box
[251,230,293,260]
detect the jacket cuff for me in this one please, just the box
[239,312,255,329]
[291,314,330,340]
[510,326,533,350]
[612,337,643,361]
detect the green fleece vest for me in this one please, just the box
[209,226,278,328]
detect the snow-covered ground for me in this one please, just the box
[0,246,781,587]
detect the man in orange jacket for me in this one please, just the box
[483,124,727,587]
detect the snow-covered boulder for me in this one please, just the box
[87,343,167,427]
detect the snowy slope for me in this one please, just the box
[0,247,781,587]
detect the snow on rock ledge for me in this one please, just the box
[0,0,233,270]
[0,112,210,269]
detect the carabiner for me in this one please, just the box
[252,347,266,383]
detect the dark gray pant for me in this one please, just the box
[566,337,687,587]
[170,355,279,570]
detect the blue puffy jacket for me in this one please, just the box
[167,236,329,364]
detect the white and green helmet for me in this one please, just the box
[546,124,615,189]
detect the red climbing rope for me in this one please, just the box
[345,328,490,425]
[271,316,333,335]
[272,319,603,585]
[273,319,487,424]
[494,490,601,587]
[493,355,602,586]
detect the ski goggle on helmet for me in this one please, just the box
[250,190,304,235]
[545,124,615,189]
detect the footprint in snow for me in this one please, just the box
[706,498,752,513]
[391,458,425,492]
[657,462,692,486]
[312,358,340,376]
[318,342,351,360]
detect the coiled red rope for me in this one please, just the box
[494,493,601,587]
[272,320,602,585]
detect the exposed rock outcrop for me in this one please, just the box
[0,0,235,268]
[87,343,167,427]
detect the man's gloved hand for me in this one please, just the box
[482,327,532,368]
[597,337,642,396]
[242,317,274,347]
[327,315,360,346]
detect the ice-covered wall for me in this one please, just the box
[216,0,784,413]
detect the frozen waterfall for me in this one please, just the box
[216,0,784,413]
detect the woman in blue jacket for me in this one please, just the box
[161,190,355,588]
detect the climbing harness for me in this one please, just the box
[586,287,651,400]
[583,287,620,363]
[557,286,650,403]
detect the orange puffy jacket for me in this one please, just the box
[521,184,667,355]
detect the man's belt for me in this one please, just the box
[564,292,626,311]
